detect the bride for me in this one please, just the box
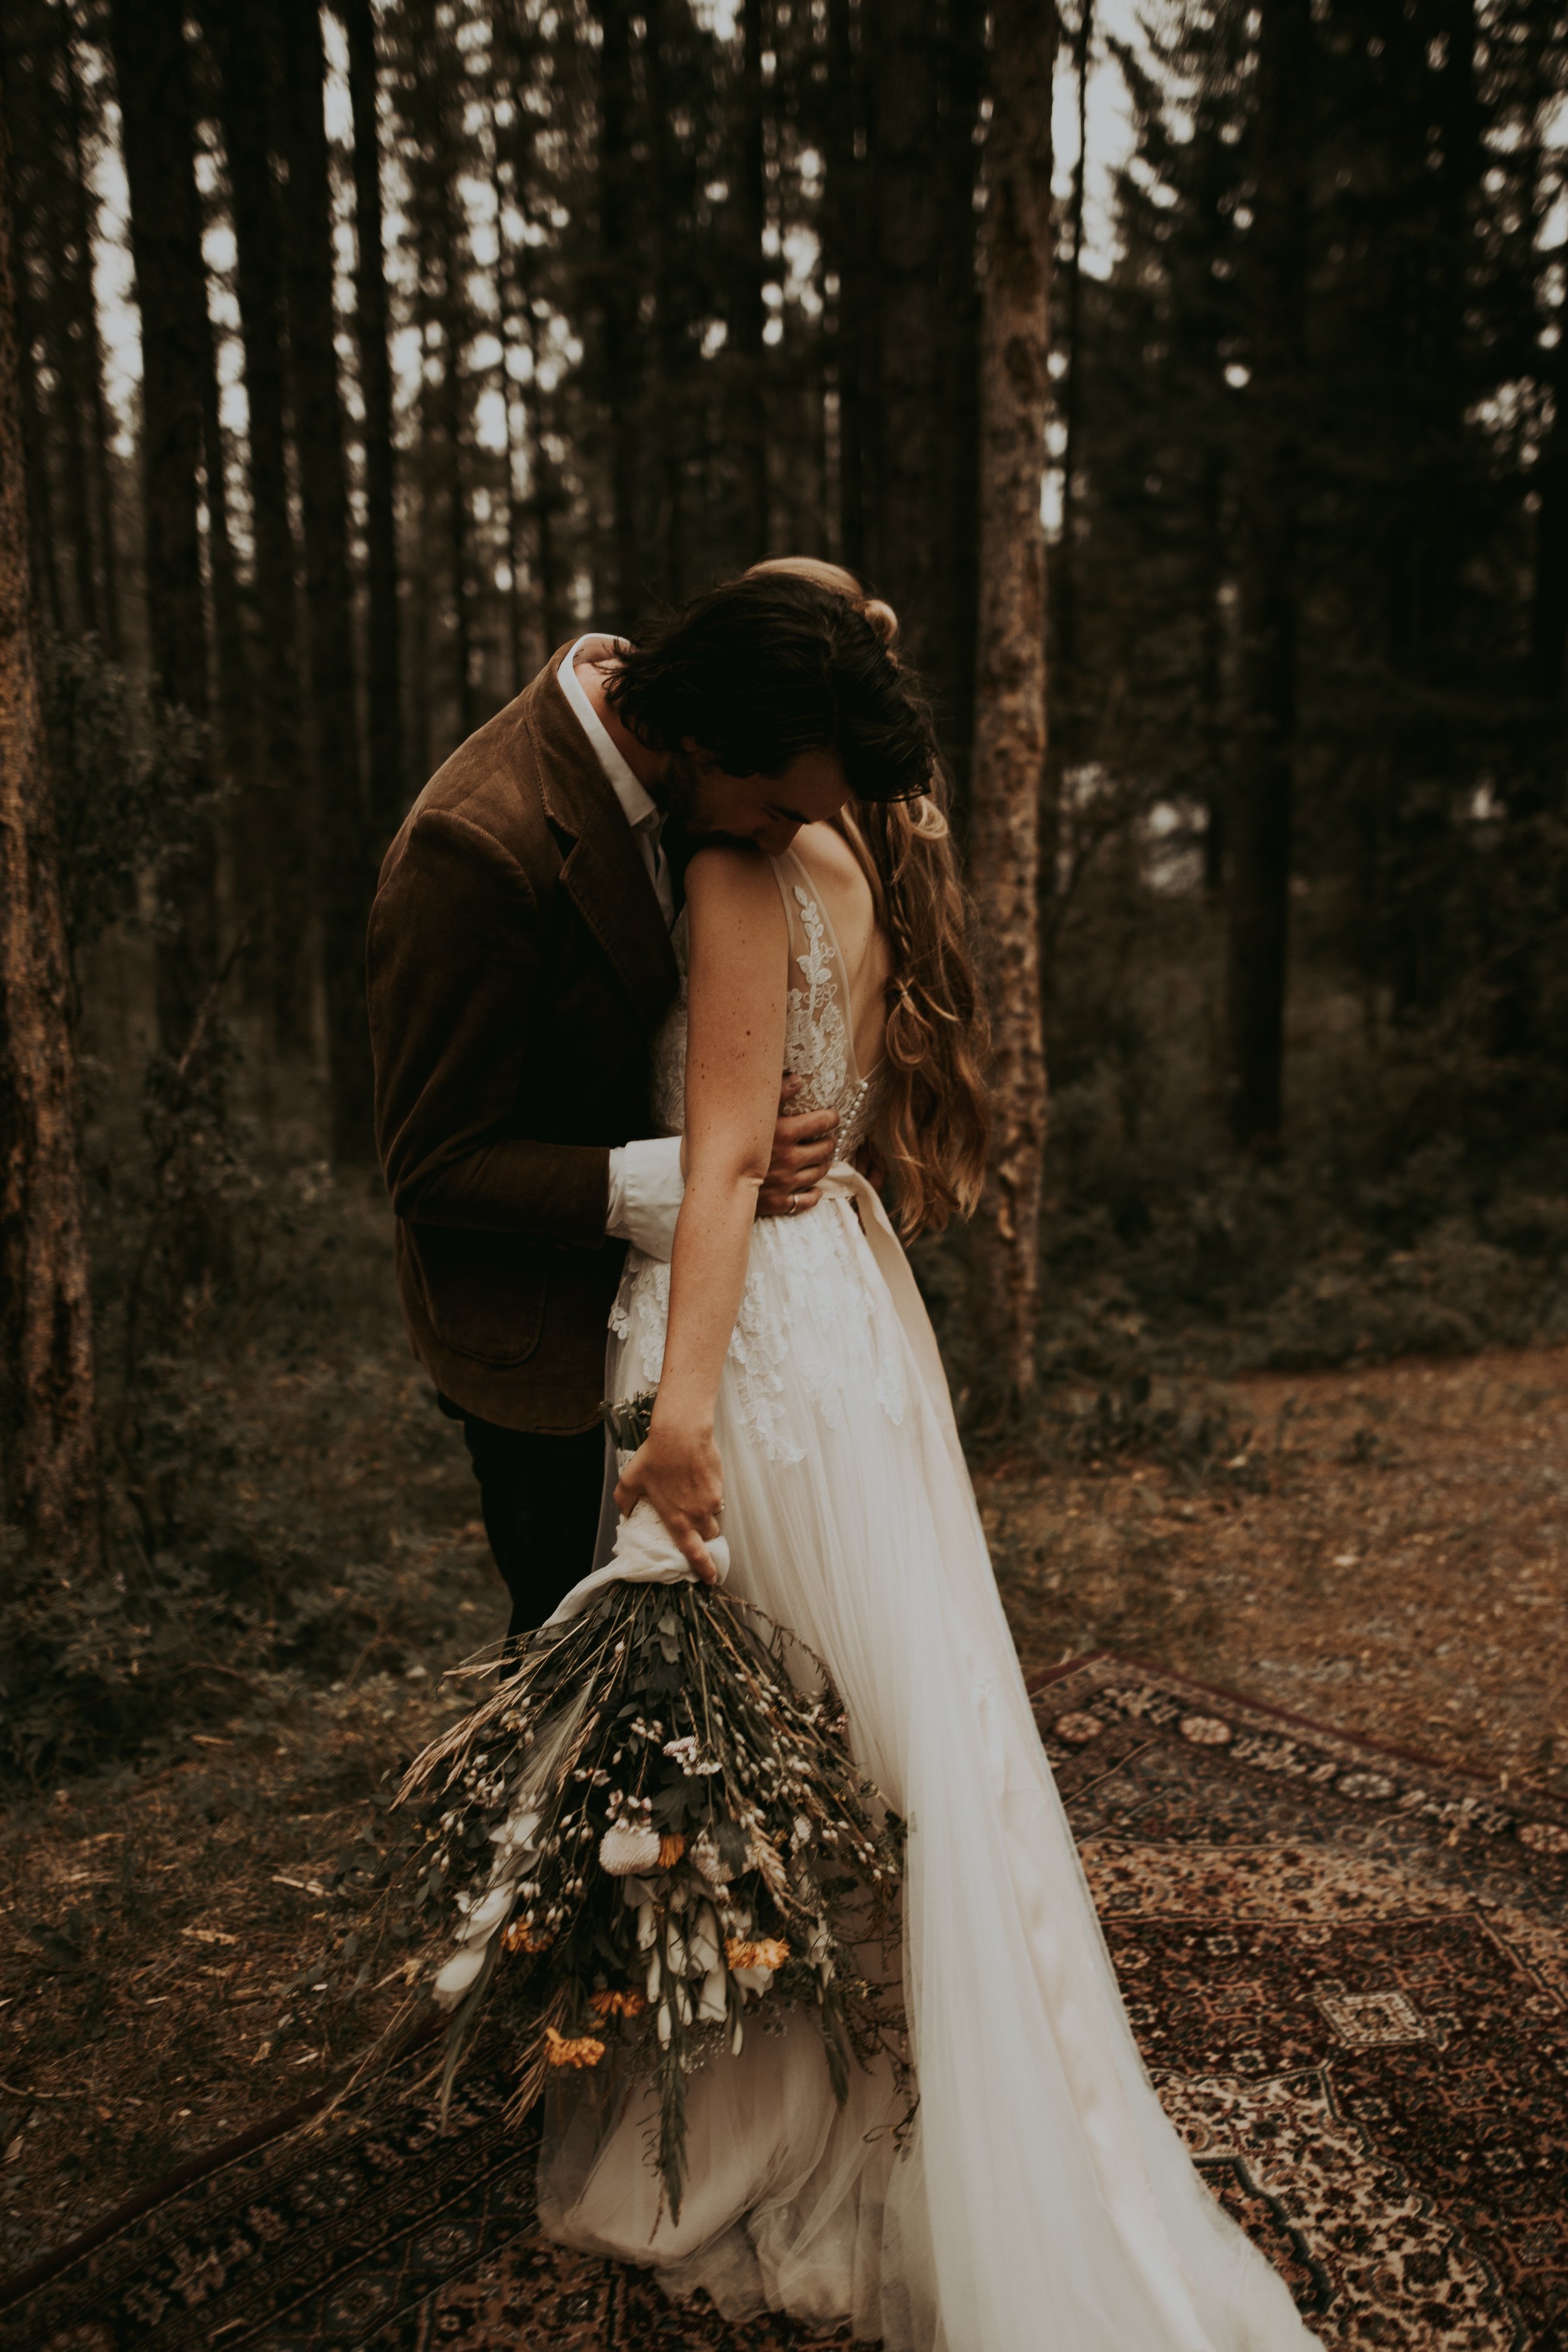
[534,559,1320,2351]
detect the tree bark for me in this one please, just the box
[871,0,941,662]
[966,0,1052,1406]
[596,0,643,623]
[934,0,984,789]
[206,0,313,1057]
[646,0,689,600]
[277,0,374,1162]
[734,0,770,561]
[59,30,122,660]
[823,0,867,573]
[1039,0,1091,965]
[1224,0,1311,1148]
[343,0,405,840]
[0,107,100,1572]
[106,0,220,1053]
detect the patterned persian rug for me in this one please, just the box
[4,1653,1565,2351]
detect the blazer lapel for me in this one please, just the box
[528,646,680,1022]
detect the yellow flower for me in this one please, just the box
[503,1920,553,1956]
[589,1988,647,2020]
[724,1936,790,1973]
[657,1832,686,1868]
[543,2025,605,2069]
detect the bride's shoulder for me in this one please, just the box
[684,841,783,912]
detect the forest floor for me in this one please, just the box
[3,1209,1567,2286]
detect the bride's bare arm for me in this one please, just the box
[613,846,787,1575]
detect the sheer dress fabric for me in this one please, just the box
[536,849,1322,2352]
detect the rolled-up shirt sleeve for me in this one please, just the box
[605,1134,686,1261]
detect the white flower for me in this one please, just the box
[599,1821,662,1875]
[432,1946,486,2008]
[698,1965,728,2024]
[455,1886,513,1945]
[691,1830,732,1888]
[730,2014,744,2055]
[489,1806,541,1857]
[634,1897,659,1951]
[686,1903,722,1976]
[657,1999,673,2046]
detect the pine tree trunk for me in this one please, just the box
[1224,0,1311,1148]
[824,0,868,573]
[934,0,984,789]
[0,112,100,1572]
[872,0,941,662]
[434,171,475,741]
[1041,0,1091,951]
[277,0,374,1163]
[206,0,313,1057]
[106,0,220,1054]
[596,0,642,623]
[0,4,68,636]
[734,0,770,561]
[487,120,527,697]
[60,31,122,660]
[343,0,405,841]
[647,0,688,600]
[966,0,1052,1406]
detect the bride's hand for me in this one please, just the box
[614,1424,724,1584]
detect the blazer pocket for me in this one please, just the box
[419,1239,550,1367]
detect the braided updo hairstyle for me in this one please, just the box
[745,558,990,1240]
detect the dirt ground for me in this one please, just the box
[4,1340,1567,2286]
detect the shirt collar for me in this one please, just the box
[557,634,661,835]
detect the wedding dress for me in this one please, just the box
[536,845,1321,2352]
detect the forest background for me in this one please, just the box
[1,0,1568,1790]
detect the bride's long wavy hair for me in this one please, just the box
[746,557,990,1242]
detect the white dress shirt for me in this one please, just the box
[556,636,686,1261]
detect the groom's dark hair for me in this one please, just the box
[607,574,938,802]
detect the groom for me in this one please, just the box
[367,571,938,1635]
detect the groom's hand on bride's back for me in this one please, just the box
[757,1076,837,1219]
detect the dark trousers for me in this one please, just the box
[437,1394,607,1639]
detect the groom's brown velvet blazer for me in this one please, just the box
[367,647,681,1434]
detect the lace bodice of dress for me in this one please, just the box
[623,846,903,1463]
[649,848,886,1158]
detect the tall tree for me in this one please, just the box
[278,0,374,1160]
[1224,0,1311,1146]
[106,0,221,1054]
[645,0,692,599]
[932,0,985,777]
[205,0,313,1056]
[823,0,869,573]
[967,0,1052,1402]
[343,0,405,840]
[595,0,644,620]
[733,0,770,559]
[871,0,941,662]
[0,105,99,1573]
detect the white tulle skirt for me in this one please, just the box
[536,1189,1322,2352]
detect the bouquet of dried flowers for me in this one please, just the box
[364,1394,908,2222]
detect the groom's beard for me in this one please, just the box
[646,746,737,841]
[645,747,702,827]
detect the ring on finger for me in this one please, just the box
[788,1191,798,1215]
